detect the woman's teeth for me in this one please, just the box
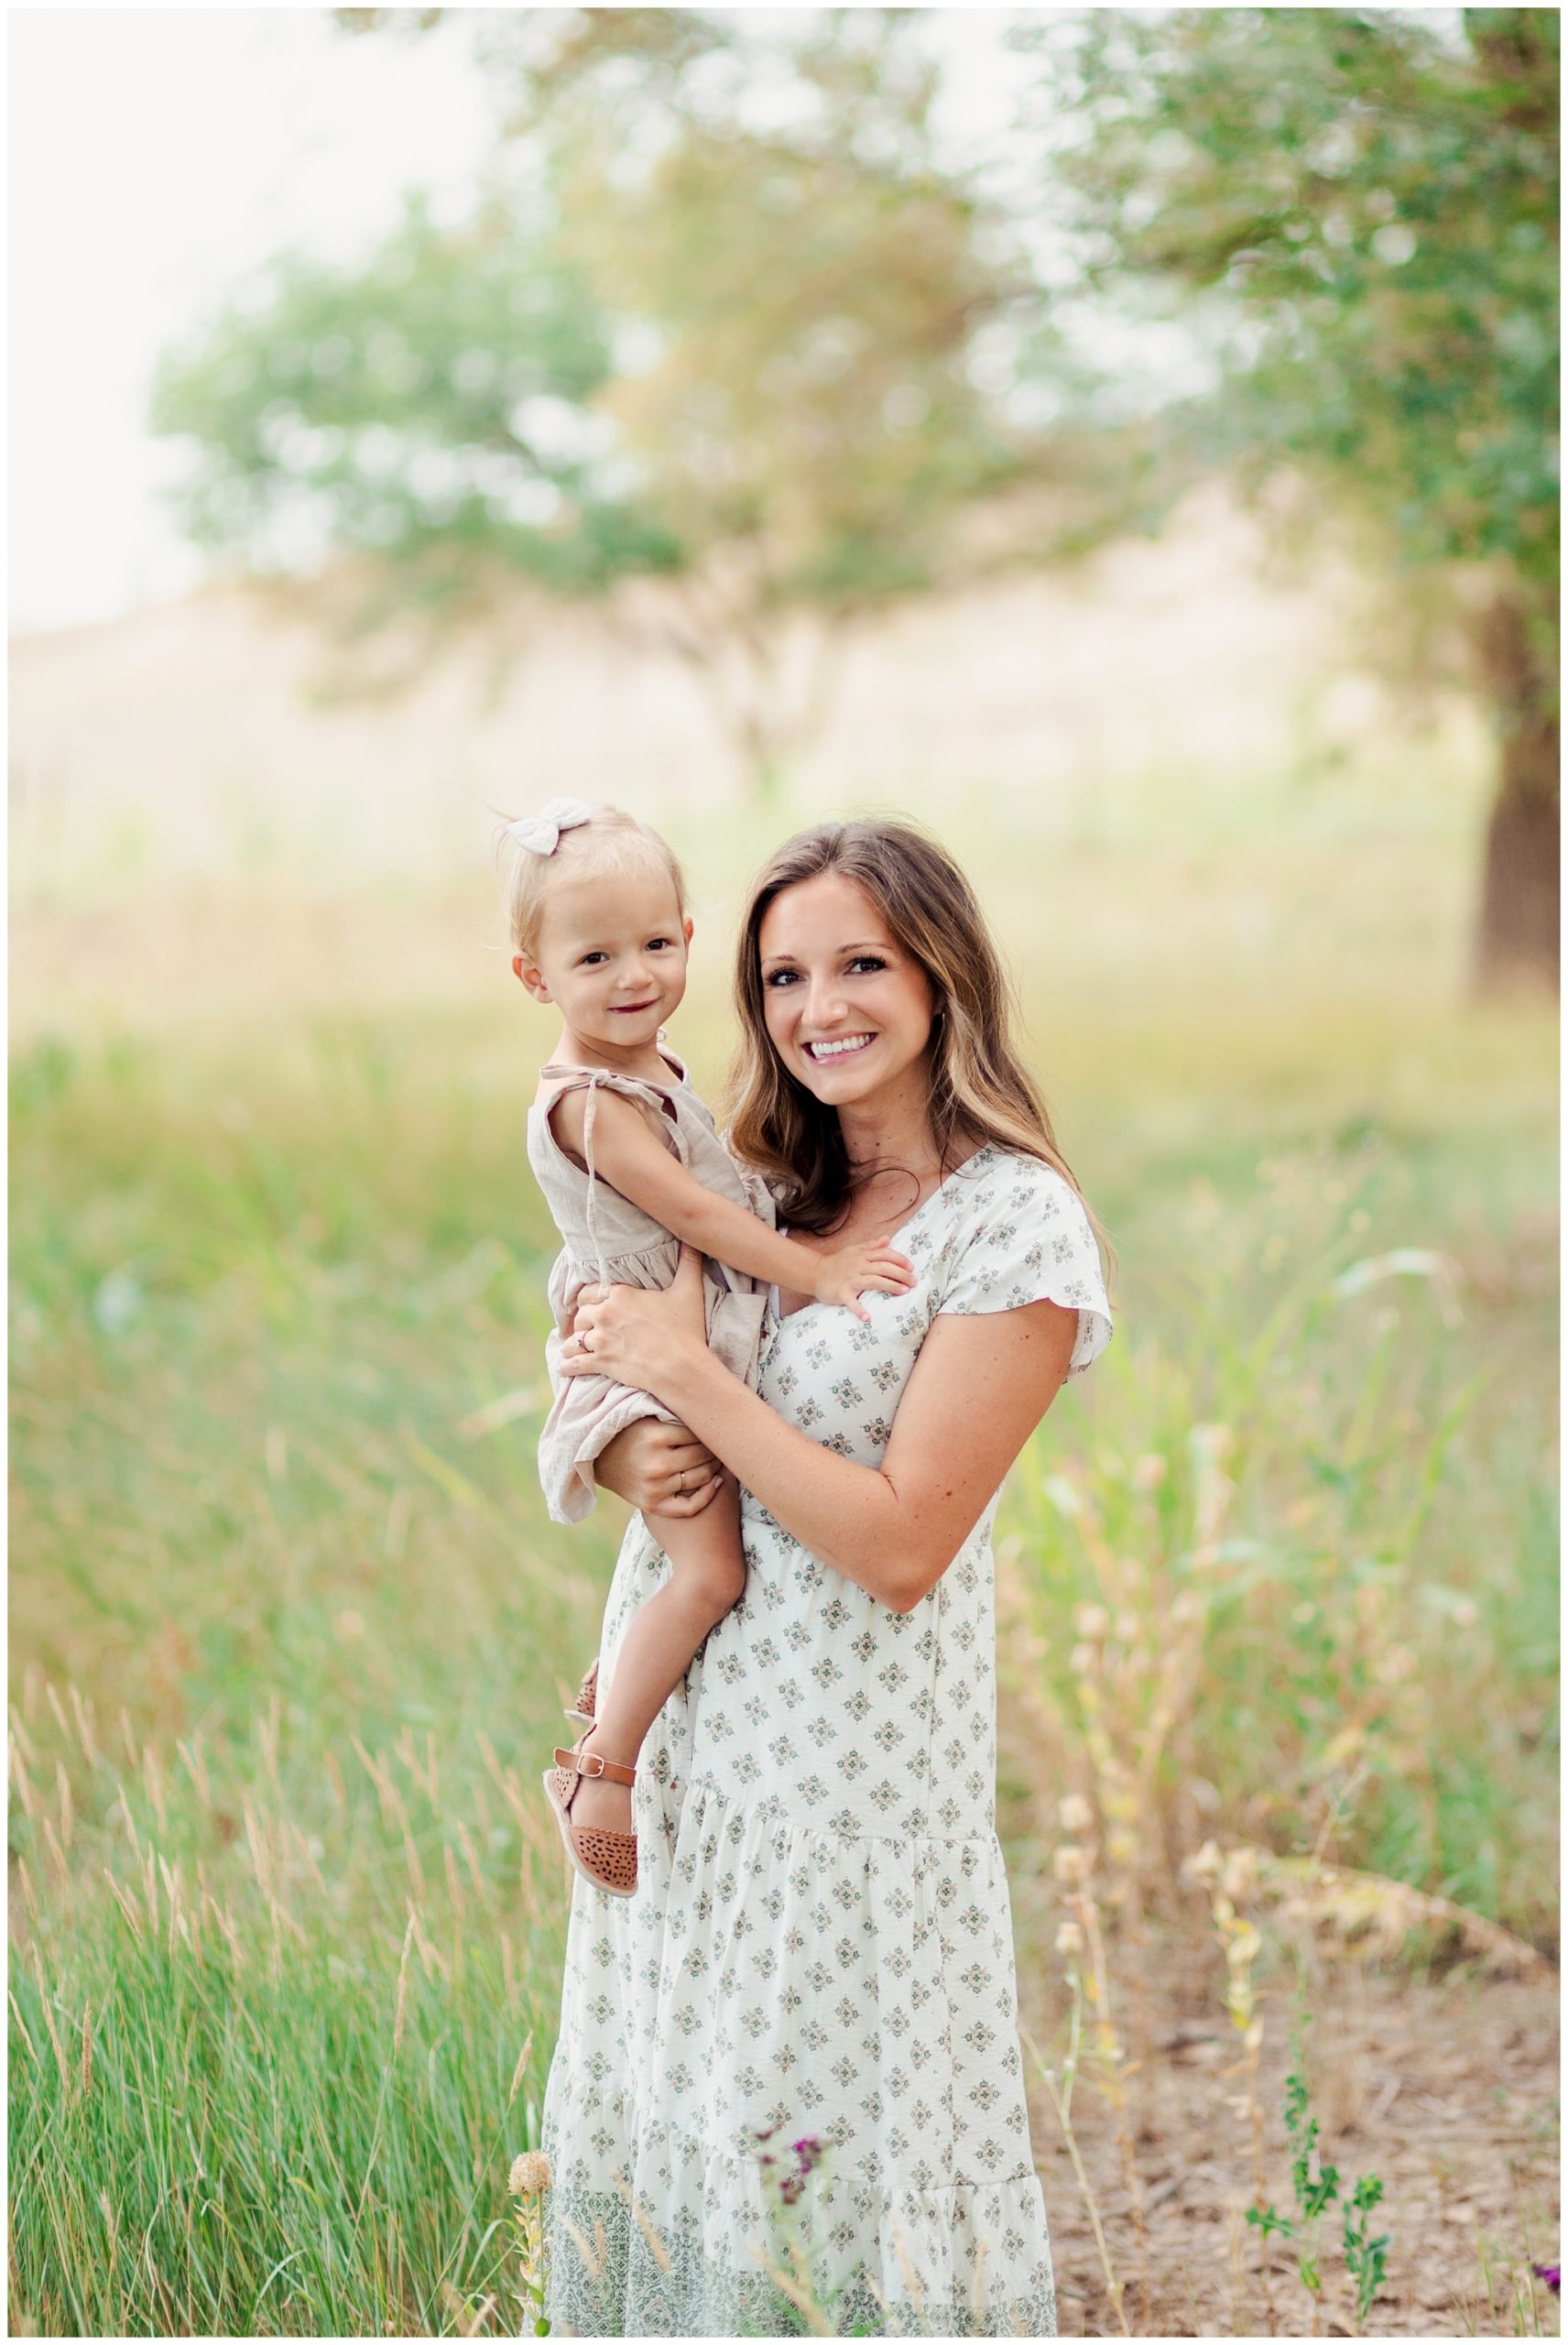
[806,1033,873,1062]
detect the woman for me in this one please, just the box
[539,820,1112,2338]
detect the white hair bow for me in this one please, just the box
[505,797,595,856]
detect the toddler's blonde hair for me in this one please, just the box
[497,802,689,961]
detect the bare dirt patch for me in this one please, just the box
[1020,1937,1560,2339]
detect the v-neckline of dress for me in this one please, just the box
[770,1142,996,1325]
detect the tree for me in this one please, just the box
[154,12,1028,798]
[1025,6,1559,989]
[150,194,682,633]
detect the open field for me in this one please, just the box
[9,539,1558,2334]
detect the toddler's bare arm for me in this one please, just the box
[563,1086,914,1317]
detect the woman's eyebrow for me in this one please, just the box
[760,939,890,967]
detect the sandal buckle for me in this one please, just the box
[577,1750,605,1777]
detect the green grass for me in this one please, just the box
[9,1020,599,2333]
[9,814,1558,2331]
[11,1914,547,2338]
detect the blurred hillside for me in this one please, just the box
[12,488,1489,1047]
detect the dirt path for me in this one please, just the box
[1021,1937,1560,2339]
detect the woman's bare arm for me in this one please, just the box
[569,1258,1077,1611]
[664,1306,1074,1609]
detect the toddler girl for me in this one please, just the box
[503,799,914,1899]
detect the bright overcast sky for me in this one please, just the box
[9,8,497,635]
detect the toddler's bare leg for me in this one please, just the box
[568,1481,744,1838]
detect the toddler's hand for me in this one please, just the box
[812,1236,917,1324]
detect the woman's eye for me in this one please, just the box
[848,955,887,974]
[765,969,800,988]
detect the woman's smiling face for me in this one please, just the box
[758,873,937,1106]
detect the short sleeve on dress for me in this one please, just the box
[936,1152,1113,1378]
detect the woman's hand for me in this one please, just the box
[562,1244,710,1404]
[593,1419,724,1517]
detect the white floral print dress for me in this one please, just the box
[539,1144,1112,2338]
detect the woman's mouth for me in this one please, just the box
[803,1032,874,1063]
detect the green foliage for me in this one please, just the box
[151,194,681,608]
[1344,2172,1393,2326]
[151,16,1027,791]
[999,1116,1558,1944]
[154,7,1559,825]
[578,125,1015,606]
[1039,7,1559,602]
[513,10,1020,602]
[1246,1990,1391,2324]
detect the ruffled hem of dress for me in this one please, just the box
[540,2091,1054,2339]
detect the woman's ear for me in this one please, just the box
[513,952,552,1004]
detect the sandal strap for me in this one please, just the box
[553,1744,637,1788]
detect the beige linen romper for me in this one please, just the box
[528,1043,774,1525]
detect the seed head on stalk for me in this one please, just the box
[1182,1842,1274,2332]
[509,2149,553,2334]
[1038,1801,1152,2330]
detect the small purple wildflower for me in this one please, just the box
[754,2127,830,2208]
[777,2133,827,2204]
[1532,2263,1560,2295]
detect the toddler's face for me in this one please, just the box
[515,867,691,1053]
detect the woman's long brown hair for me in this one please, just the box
[727,819,1111,1265]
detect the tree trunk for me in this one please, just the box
[739,713,785,806]
[1472,593,1560,995]
[670,605,855,805]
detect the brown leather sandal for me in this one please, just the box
[542,1731,637,1899]
[563,1657,598,1727]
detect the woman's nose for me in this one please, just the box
[805,976,847,1025]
